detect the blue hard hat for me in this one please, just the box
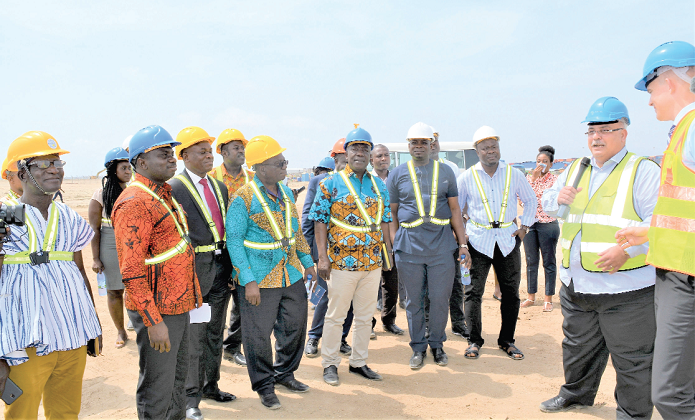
[104,147,129,167]
[317,156,335,170]
[582,96,630,125]
[343,127,373,151]
[128,125,180,163]
[635,41,695,91]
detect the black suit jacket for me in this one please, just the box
[170,169,232,297]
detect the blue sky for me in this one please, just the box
[1,1,693,176]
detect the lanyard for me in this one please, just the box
[337,170,382,232]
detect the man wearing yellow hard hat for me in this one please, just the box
[0,131,102,419]
[170,127,236,420]
[1,137,25,203]
[225,135,316,410]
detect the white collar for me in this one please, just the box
[186,169,207,185]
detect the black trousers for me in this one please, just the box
[522,220,560,296]
[380,264,399,325]
[222,288,242,353]
[128,310,189,420]
[559,281,655,419]
[186,272,233,408]
[465,239,521,347]
[238,280,308,395]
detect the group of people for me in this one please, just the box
[0,39,694,420]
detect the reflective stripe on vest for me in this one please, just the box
[560,153,647,272]
[468,164,513,229]
[173,174,227,253]
[243,181,295,250]
[329,170,383,233]
[400,160,450,228]
[130,182,191,265]
[3,203,74,264]
[647,109,695,275]
[101,217,112,227]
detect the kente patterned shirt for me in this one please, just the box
[525,172,558,223]
[209,164,255,200]
[112,173,202,327]
[226,175,314,288]
[0,201,101,365]
[309,165,392,271]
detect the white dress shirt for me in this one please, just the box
[186,169,220,214]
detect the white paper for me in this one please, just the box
[189,303,211,324]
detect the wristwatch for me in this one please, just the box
[459,244,468,249]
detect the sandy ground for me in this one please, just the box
[0,178,663,420]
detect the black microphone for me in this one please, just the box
[557,157,591,220]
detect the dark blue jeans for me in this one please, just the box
[522,220,560,296]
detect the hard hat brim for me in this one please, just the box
[473,136,500,146]
[177,137,214,160]
[215,138,249,154]
[247,147,287,167]
[130,141,181,163]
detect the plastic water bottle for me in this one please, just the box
[305,274,313,296]
[97,272,107,296]
[460,256,471,285]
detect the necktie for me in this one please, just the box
[199,178,224,239]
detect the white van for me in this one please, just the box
[378,141,479,174]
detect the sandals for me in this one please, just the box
[520,299,535,308]
[464,343,480,359]
[499,343,524,360]
[543,302,554,312]
[492,293,502,302]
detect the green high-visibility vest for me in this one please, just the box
[560,152,648,272]
[173,174,227,254]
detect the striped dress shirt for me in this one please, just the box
[0,202,101,365]
[457,161,537,258]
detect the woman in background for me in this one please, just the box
[88,147,131,347]
[520,146,559,312]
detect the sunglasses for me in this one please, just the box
[28,159,67,169]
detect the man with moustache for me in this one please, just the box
[112,125,202,420]
[170,127,235,420]
[388,122,470,369]
[310,127,392,385]
[457,126,536,361]
[226,135,316,410]
[539,98,660,418]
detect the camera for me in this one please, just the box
[0,203,25,235]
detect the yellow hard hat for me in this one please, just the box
[175,126,215,160]
[1,156,16,180]
[10,131,70,167]
[215,128,247,154]
[245,135,287,166]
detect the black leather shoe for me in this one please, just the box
[305,338,319,358]
[410,351,426,370]
[431,348,448,366]
[383,323,404,335]
[258,392,281,410]
[276,378,309,393]
[349,364,383,381]
[223,349,246,366]
[186,407,203,420]
[340,340,352,356]
[539,395,586,413]
[323,365,339,386]
[202,389,236,403]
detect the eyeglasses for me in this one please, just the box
[261,160,289,169]
[28,159,66,169]
[585,128,624,136]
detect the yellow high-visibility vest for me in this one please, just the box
[560,152,648,272]
[400,160,450,228]
[329,170,383,233]
[243,181,295,250]
[173,174,227,254]
[3,203,74,265]
[468,164,514,229]
[647,109,695,275]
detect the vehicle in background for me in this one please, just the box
[380,141,478,173]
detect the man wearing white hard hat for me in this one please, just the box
[388,122,469,370]
[457,126,536,361]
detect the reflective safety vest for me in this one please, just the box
[243,181,295,250]
[647,109,695,275]
[400,160,451,228]
[469,164,514,229]
[3,203,74,265]
[212,165,251,184]
[4,190,20,202]
[560,152,648,272]
[101,217,112,227]
[131,181,192,265]
[329,170,383,233]
[173,174,227,254]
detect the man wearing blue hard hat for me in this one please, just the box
[618,40,695,419]
[310,126,392,385]
[112,125,203,420]
[540,98,660,417]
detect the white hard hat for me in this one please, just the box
[122,135,134,152]
[407,122,434,141]
[431,126,439,137]
[472,126,499,146]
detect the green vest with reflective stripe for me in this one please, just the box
[329,170,383,233]
[560,152,646,272]
[3,203,74,265]
[243,181,295,250]
[173,174,227,254]
[468,164,514,229]
[400,160,450,228]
